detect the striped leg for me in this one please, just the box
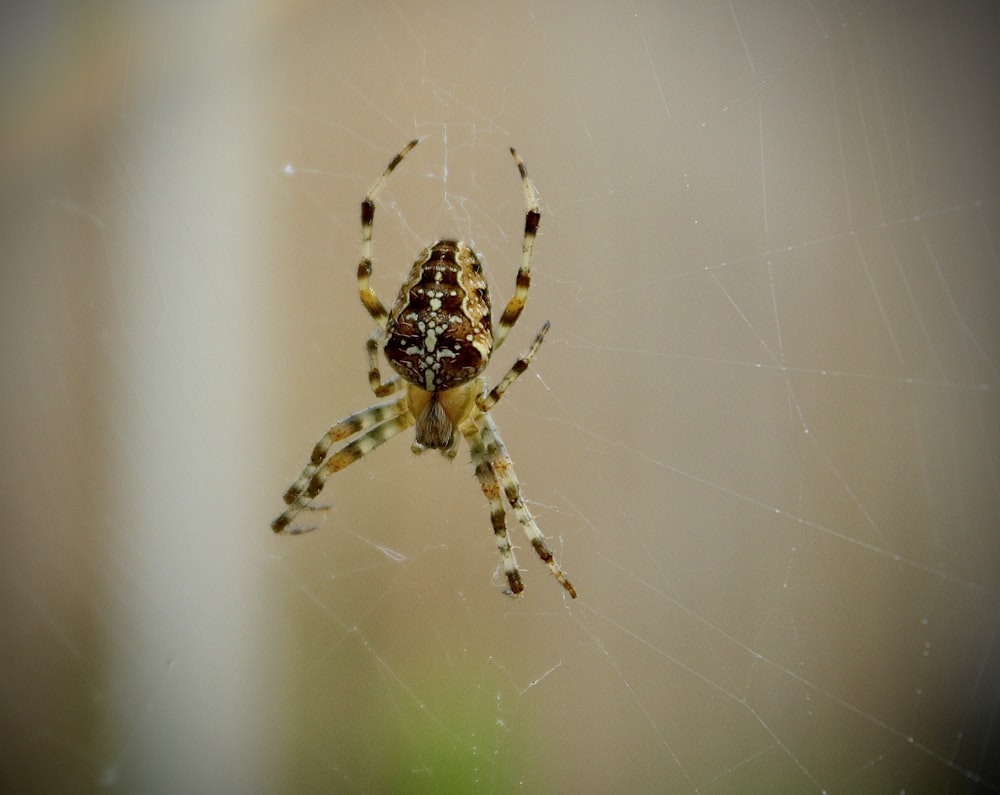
[493,147,541,351]
[366,329,401,397]
[272,405,414,534]
[462,423,524,596]
[279,396,406,504]
[358,139,420,326]
[479,414,577,598]
[477,321,549,414]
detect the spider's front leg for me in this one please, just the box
[272,397,414,534]
[480,415,576,598]
[462,423,525,596]
[279,398,404,505]
[458,323,575,596]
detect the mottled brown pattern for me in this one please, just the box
[384,241,493,393]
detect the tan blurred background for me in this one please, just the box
[2,1,998,792]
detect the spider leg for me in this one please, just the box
[493,148,541,351]
[480,414,577,598]
[366,329,402,397]
[280,396,406,503]
[477,321,549,413]
[358,139,420,326]
[462,423,524,596]
[272,400,414,534]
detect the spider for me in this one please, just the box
[272,139,576,599]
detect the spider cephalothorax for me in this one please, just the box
[272,139,575,598]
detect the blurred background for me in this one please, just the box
[2,1,998,792]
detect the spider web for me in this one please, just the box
[2,1,999,792]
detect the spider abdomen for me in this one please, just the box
[384,240,493,392]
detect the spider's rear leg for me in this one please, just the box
[366,331,403,398]
[493,148,541,351]
[358,139,421,326]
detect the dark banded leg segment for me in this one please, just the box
[479,414,576,598]
[477,321,549,414]
[280,396,407,506]
[358,139,420,326]
[493,148,541,351]
[272,407,414,534]
[462,423,524,596]
[366,329,401,397]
